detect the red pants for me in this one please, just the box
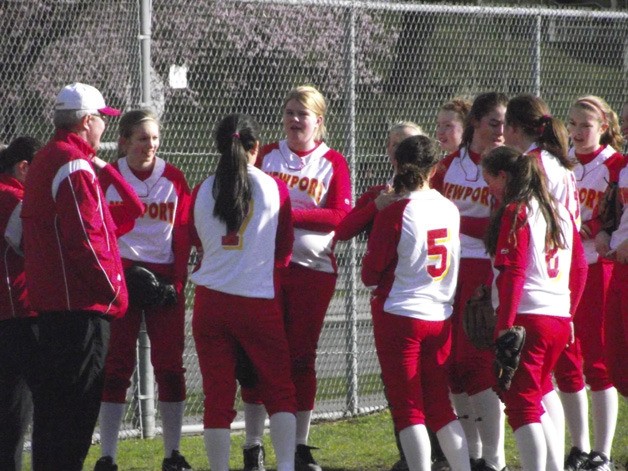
[555,261,613,392]
[102,297,186,403]
[192,287,296,428]
[242,264,336,411]
[501,315,570,431]
[604,262,628,397]
[449,258,495,395]
[372,297,457,433]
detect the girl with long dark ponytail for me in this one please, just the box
[190,113,297,471]
[212,114,260,233]
[481,146,588,471]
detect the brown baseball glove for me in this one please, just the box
[597,181,623,235]
[462,284,496,350]
[494,326,526,391]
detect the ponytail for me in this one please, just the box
[506,94,574,170]
[213,114,260,233]
[482,146,566,257]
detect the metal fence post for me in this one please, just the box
[533,14,542,96]
[344,1,359,417]
[136,0,156,439]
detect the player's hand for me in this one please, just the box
[568,321,575,346]
[374,185,401,211]
[594,231,611,258]
[579,224,592,240]
[615,239,628,264]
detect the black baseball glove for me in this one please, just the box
[124,265,178,308]
[462,284,496,350]
[597,181,623,235]
[494,326,526,391]
[235,344,258,388]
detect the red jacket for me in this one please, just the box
[21,130,128,318]
[0,174,34,320]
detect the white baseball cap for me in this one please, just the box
[54,82,121,116]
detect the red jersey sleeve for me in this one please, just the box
[569,220,588,316]
[171,170,192,294]
[493,204,529,333]
[98,163,145,237]
[292,151,352,232]
[274,178,293,268]
[361,199,406,289]
[334,185,385,241]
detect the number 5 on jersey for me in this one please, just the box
[427,228,451,280]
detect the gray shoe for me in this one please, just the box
[565,446,589,471]
[583,452,615,471]
[295,444,322,471]
[243,444,266,471]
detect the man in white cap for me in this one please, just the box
[21,83,129,471]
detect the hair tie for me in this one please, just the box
[541,114,551,122]
[232,132,240,139]
[536,115,551,135]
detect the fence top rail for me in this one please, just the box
[235,0,628,19]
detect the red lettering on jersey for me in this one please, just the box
[289,175,299,188]
[471,187,480,202]
[443,182,453,199]
[148,203,158,219]
[159,203,168,221]
[462,187,473,200]
[452,185,464,200]
[480,187,489,206]
[298,177,310,191]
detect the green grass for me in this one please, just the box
[22,394,628,470]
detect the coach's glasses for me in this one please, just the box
[90,113,109,125]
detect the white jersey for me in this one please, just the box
[570,145,623,263]
[527,144,581,229]
[492,199,574,318]
[190,165,290,299]
[258,140,352,274]
[104,157,186,264]
[361,189,461,321]
[611,165,628,250]
[436,147,491,259]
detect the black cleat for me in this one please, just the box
[94,456,118,471]
[295,444,322,471]
[243,444,266,471]
[162,450,193,471]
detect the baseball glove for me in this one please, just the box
[597,181,623,234]
[493,326,526,391]
[462,284,496,350]
[235,344,258,388]
[124,265,178,308]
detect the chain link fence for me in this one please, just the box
[1,0,627,439]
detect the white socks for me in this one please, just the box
[559,388,590,452]
[98,402,125,461]
[542,389,565,464]
[270,412,296,471]
[398,424,431,471]
[451,393,481,459]
[436,421,471,471]
[204,428,231,471]
[469,388,506,470]
[514,423,546,471]
[540,413,562,471]
[160,400,185,457]
[591,387,618,456]
[296,410,313,446]
[244,402,267,447]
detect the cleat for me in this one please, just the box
[94,456,118,471]
[162,450,193,471]
[390,458,409,471]
[431,458,451,471]
[583,452,614,471]
[243,444,266,471]
[295,444,322,471]
[565,446,589,471]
